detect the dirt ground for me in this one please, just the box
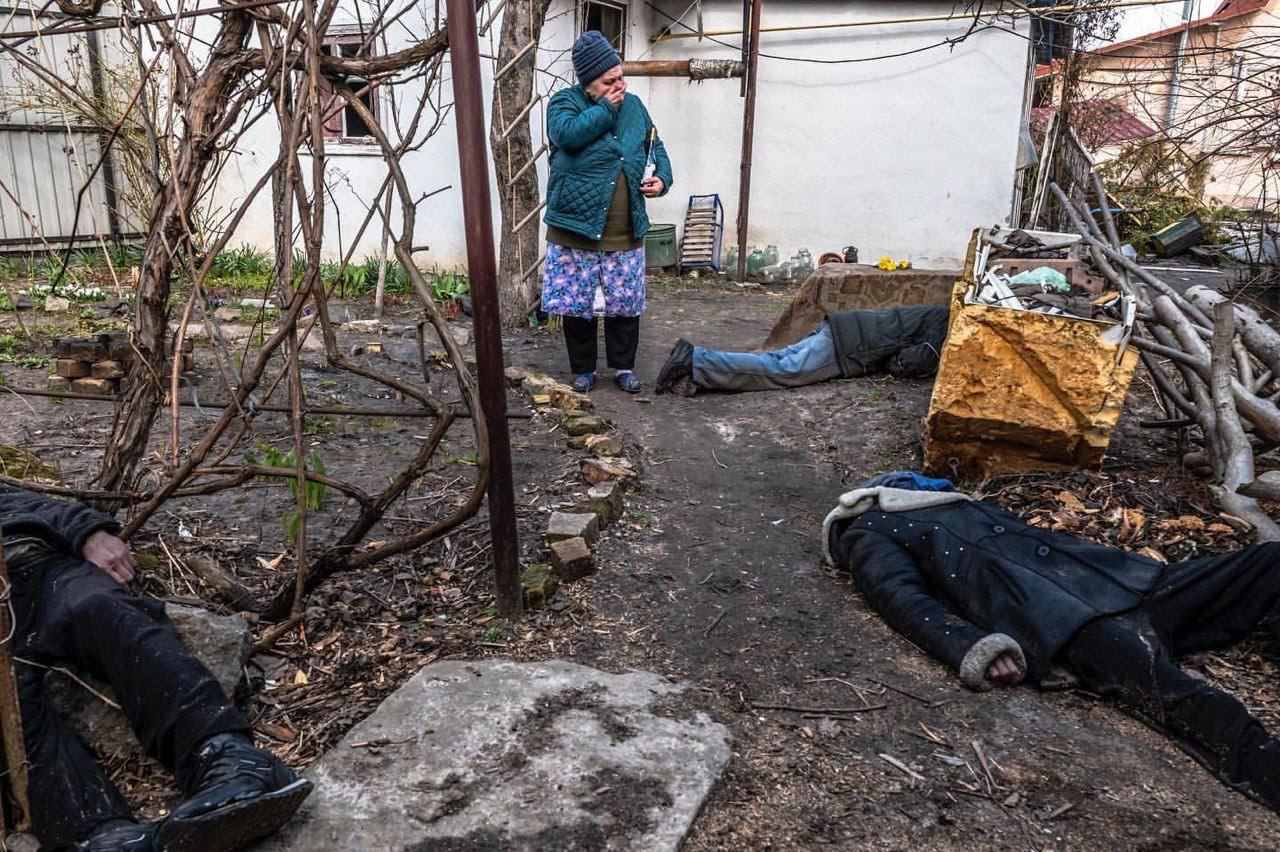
[3,278,1280,849]
[503,278,1280,851]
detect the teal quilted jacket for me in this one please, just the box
[544,85,673,243]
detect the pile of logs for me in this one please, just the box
[1051,181,1280,541]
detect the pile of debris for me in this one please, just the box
[973,228,1126,323]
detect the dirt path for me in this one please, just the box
[510,283,1278,850]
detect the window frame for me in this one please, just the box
[578,0,628,60]
[320,29,382,145]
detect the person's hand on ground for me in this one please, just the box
[82,530,136,585]
[641,177,665,197]
[986,651,1023,686]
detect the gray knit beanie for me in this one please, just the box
[573,30,621,87]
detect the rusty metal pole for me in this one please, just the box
[735,0,762,281]
[0,528,30,830]
[445,0,523,618]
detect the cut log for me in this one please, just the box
[1185,285,1280,381]
[1208,301,1280,541]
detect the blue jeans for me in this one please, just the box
[692,323,842,392]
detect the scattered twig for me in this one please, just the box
[879,753,926,784]
[751,701,888,715]
[703,610,727,637]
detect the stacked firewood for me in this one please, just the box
[1051,181,1280,541]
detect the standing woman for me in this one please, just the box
[541,30,673,393]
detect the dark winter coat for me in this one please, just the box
[824,488,1163,687]
[825,305,948,379]
[545,86,673,243]
[0,485,119,556]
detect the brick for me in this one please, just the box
[90,360,125,379]
[581,457,636,486]
[563,414,606,436]
[589,481,624,512]
[548,537,595,581]
[54,358,90,378]
[504,365,528,387]
[107,339,136,362]
[521,564,558,610]
[43,296,70,313]
[46,375,71,393]
[549,385,592,414]
[52,338,107,361]
[576,481,625,529]
[521,373,557,396]
[545,512,599,546]
[70,377,116,395]
[586,435,623,457]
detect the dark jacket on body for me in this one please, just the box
[0,485,119,555]
[824,488,1163,687]
[825,305,948,379]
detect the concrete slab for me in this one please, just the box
[260,659,730,852]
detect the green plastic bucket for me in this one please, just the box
[644,224,677,268]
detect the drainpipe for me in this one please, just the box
[1165,0,1195,132]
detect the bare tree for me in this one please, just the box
[489,0,552,327]
[0,0,495,637]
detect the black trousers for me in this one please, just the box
[11,552,248,847]
[562,315,640,375]
[1061,543,1280,810]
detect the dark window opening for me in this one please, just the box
[320,36,379,140]
[580,1,627,58]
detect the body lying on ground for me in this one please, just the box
[824,471,1280,811]
[0,485,312,851]
[655,305,948,395]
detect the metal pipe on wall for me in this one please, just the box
[621,59,744,77]
[444,0,523,619]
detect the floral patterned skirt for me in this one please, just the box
[540,242,646,319]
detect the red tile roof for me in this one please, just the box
[1093,0,1271,55]
[1031,100,1159,148]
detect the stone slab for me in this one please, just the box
[261,659,731,852]
[762,262,960,350]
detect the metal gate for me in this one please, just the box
[0,7,139,251]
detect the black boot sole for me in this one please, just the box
[158,778,313,852]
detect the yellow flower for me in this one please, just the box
[897,258,911,269]
[877,256,896,271]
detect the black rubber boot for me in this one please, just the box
[71,818,157,851]
[156,734,312,852]
[655,338,694,394]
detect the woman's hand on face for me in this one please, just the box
[604,85,625,108]
[640,177,665,197]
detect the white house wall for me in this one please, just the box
[213,1,1028,271]
[640,0,1029,268]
